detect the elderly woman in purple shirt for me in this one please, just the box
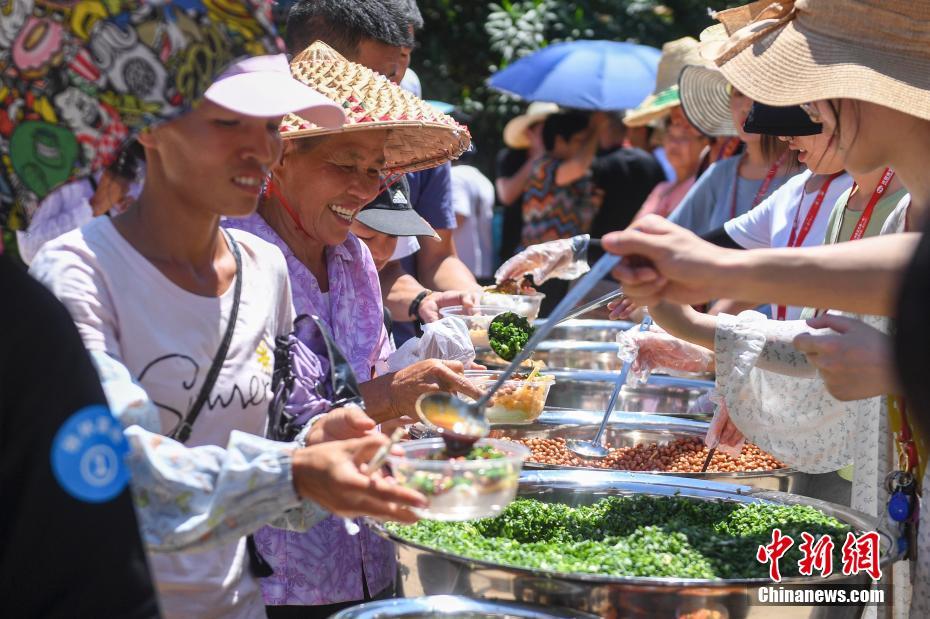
[223,42,474,616]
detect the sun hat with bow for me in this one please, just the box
[711,0,930,122]
[280,42,471,175]
[624,37,702,128]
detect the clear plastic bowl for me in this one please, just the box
[439,305,510,348]
[480,289,545,321]
[388,438,528,521]
[464,370,555,424]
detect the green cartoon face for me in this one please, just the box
[9,121,80,198]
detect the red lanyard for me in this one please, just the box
[813,168,896,317]
[730,152,786,219]
[264,179,313,239]
[775,172,842,320]
[847,168,895,241]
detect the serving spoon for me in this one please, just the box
[416,254,623,453]
[566,313,652,459]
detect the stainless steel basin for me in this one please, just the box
[541,372,713,419]
[375,470,896,619]
[330,595,596,618]
[536,318,634,343]
[488,411,808,496]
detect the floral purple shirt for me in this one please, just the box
[223,213,394,606]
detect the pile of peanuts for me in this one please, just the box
[503,435,785,473]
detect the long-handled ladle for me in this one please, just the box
[565,313,653,459]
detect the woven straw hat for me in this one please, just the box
[678,64,737,137]
[281,42,471,175]
[624,37,702,128]
[712,0,930,122]
[503,102,560,149]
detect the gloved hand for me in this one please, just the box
[705,395,745,456]
[495,235,591,286]
[617,324,715,384]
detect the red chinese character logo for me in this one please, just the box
[757,528,795,582]
[798,533,835,577]
[841,531,882,580]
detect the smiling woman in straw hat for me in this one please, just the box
[223,41,478,617]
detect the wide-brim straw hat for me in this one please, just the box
[625,37,702,128]
[281,42,471,175]
[503,102,560,149]
[678,64,737,137]
[623,86,681,127]
[711,0,930,122]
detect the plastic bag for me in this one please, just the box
[616,324,715,385]
[380,317,476,374]
[495,234,591,286]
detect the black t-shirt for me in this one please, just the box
[0,254,159,618]
[496,148,529,263]
[589,147,666,237]
[895,218,930,427]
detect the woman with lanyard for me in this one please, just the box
[699,101,853,320]
[603,0,930,612]
[29,55,427,619]
[665,62,796,237]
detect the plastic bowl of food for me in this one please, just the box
[388,438,528,521]
[480,289,545,321]
[464,370,555,424]
[439,305,509,348]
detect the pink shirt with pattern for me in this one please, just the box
[223,213,394,606]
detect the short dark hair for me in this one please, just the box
[542,112,590,151]
[285,0,414,57]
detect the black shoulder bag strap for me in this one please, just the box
[171,229,243,444]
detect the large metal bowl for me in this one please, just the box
[540,372,713,418]
[330,595,596,618]
[488,410,808,495]
[536,318,634,343]
[374,471,895,619]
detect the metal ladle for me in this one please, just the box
[416,254,623,450]
[566,313,653,459]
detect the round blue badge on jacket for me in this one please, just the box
[51,405,130,503]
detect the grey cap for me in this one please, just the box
[356,176,439,239]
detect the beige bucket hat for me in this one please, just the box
[280,42,472,175]
[503,102,560,149]
[711,0,930,122]
[624,37,702,128]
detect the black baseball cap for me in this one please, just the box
[356,176,439,239]
[743,102,823,137]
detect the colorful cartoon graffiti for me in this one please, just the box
[0,0,281,228]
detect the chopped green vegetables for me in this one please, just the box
[423,445,506,461]
[488,312,534,361]
[387,495,853,580]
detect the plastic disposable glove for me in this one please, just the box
[704,395,745,456]
[495,234,591,286]
[617,324,715,384]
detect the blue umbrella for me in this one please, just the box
[489,40,661,111]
